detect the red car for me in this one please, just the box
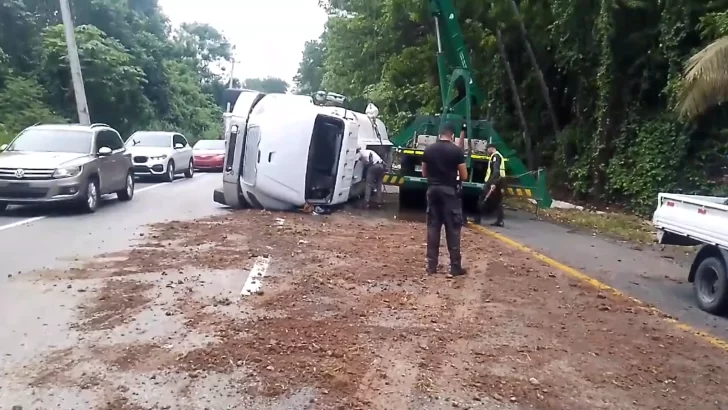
[192,139,225,171]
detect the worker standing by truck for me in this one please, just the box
[359,147,386,207]
[473,143,506,227]
[421,123,469,277]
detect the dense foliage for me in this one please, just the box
[295,0,728,214]
[0,0,240,146]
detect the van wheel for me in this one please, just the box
[117,171,135,201]
[184,159,194,178]
[163,160,175,182]
[80,178,100,213]
[693,256,728,314]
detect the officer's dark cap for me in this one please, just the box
[440,122,456,136]
[486,143,497,149]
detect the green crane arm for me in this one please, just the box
[385,0,553,209]
[428,0,484,124]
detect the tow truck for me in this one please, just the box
[384,0,553,211]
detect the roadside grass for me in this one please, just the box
[505,198,656,244]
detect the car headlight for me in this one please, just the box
[150,155,167,160]
[53,166,82,178]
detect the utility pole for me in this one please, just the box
[59,0,91,124]
[228,59,235,88]
[226,58,236,113]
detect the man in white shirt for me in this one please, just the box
[358,148,386,206]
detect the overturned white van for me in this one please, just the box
[213,90,392,211]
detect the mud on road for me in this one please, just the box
[3,210,728,409]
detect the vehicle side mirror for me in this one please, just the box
[174,143,184,149]
[98,146,112,156]
[0,144,7,151]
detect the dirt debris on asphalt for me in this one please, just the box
[3,209,728,409]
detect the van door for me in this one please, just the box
[221,91,264,208]
[330,120,360,205]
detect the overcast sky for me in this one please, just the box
[158,0,328,87]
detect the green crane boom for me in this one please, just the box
[384,0,552,210]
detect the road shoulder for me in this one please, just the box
[483,209,728,340]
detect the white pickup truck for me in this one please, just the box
[653,193,728,314]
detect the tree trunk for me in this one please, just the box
[509,0,560,136]
[495,27,534,170]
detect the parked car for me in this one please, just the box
[0,123,135,213]
[126,131,194,182]
[192,139,225,171]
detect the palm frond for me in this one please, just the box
[678,36,728,119]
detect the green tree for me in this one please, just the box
[294,39,325,95]
[304,0,728,215]
[38,24,152,136]
[242,77,290,94]
[0,0,229,143]
[678,36,728,118]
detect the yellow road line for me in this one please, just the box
[468,223,728,352]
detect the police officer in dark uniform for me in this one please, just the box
[473,143,505,226]
[421,122,469,277]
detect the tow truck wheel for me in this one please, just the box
[184,159,194,178]
[693,256,728,314]
[163,160,175,182]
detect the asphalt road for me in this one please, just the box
[0,172,227,276]
[2,183,726,340]
[1,180,727,408]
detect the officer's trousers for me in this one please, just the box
[474,181,504,224]
[425,185,463,272]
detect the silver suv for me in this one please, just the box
[0,123,135,213]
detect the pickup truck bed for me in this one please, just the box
[653,193,728,313]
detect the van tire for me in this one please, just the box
[693,256,728,314]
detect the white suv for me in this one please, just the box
[126,131,194,182]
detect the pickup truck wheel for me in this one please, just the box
[184,159,194,178]
[80,178,100,213]
[693,256,728,314]
[163,160,175,182]
[117,171,135,201]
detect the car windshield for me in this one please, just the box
[5,129,92,154]
[193,140,225,150]
[126,133,170,147]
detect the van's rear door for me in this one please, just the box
[330,120,360,205]
[221,91,263,208]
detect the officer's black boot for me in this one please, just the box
[490,197,504,227]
